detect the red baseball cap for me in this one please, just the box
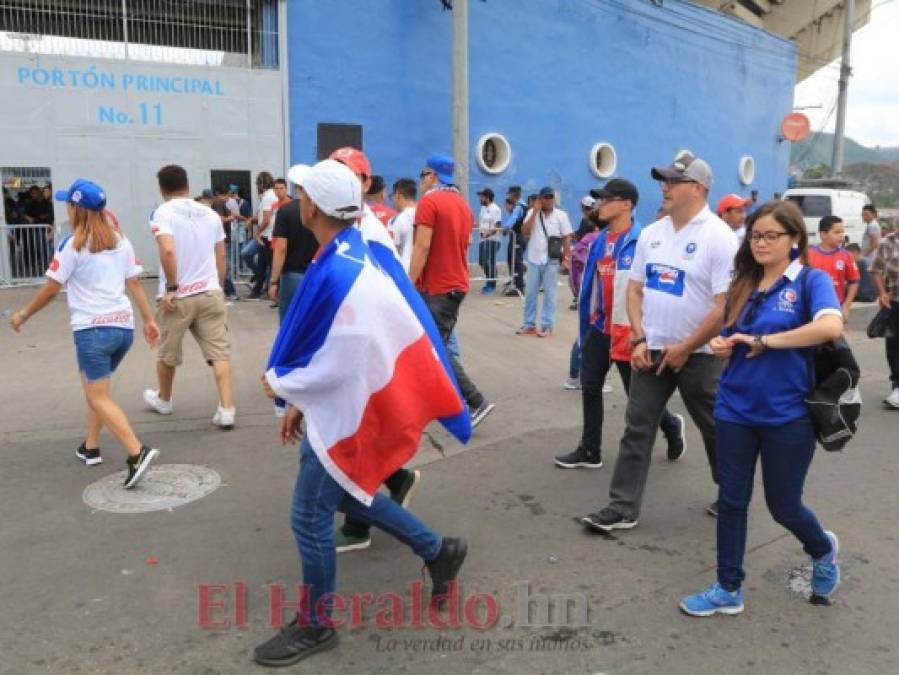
[329,147,371,179]
[716,194,751,216]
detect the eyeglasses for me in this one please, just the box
[420,170,435,179]
[749,231,790,244]
[596,196,625,204]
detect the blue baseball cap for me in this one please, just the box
[54,179,107,212]
[425,153,454,184]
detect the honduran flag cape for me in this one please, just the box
[265,226,471,505]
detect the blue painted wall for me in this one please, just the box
[286,0,796,226]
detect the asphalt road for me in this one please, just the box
[1,282,896,675]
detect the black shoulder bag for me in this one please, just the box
[539,212,563,261]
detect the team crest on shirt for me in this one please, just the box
[777,287,798,313]
[835,260,845,271]
[620,254,633,268]
[683,242,698,260]
[649,240,662,249]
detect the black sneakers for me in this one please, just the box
[665,413,687,462]
[581,507,638,533]
[426,537,468,607]
[254,617,338,667]
[389,469,421,508]
[554,446,602,469]
[75,442,103,466]
[123,446,159,489]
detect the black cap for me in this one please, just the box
[477,187,494,199]
[538,186,555,198]
[506,185,522,195]
[199,188,214,199]
[590,178,639,206]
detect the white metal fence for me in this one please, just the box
[0,0,279,68]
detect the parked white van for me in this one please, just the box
[783,186,871,245]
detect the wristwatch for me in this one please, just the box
[631,336,647,348]
[166,284,179,293]
[753,335,767,349]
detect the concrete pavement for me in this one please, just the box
[0,282,897,675]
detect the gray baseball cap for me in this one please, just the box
[651,154,713,189]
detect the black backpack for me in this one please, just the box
[799,268,862,451]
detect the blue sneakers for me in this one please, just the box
[679,583,744,617]
[811,530,840,598]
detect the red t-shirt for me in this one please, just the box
[597,231,621,334]
[808,245,860,304]
[414,189,472,295]
[368,202,397,227]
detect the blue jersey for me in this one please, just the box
[715,262,841,427]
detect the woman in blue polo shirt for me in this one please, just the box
[680,200,844,616]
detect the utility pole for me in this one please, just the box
[451,0,469,199]
[831,0,854,176]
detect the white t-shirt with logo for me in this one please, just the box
[479,202,503,243]
[388,206,415,273]
[257,188,278,239]
[150,197,225,299]
[46,233,143,331]
[629,206,739,352]
[525,207,573,265]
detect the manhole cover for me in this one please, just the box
[82,464,221,513]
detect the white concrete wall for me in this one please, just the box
[0,52,283,271]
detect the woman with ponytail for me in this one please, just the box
[679,200,845,616]
[9,179,161,489]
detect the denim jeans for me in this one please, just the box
[240,238,262,277]
[523,260,561,330]
[446,330,461,359]
[608,352,722,519]
[886,301,899,388]
[715,417,831,591]
[278,271,304,323]
[580,328,679,457]
[223,239,236,296]
[479,240,499,288]
[292,437,441,627]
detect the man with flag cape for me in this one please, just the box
[253,159,470,668]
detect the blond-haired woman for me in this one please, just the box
[9,179,160,488]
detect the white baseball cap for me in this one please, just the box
[287,159,362,220]
[580,195,596,209]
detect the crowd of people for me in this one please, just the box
[7,144,899,668]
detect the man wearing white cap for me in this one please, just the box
[255,159,468,668]
[581,154,738,533]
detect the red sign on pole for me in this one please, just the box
[782,113,811,142]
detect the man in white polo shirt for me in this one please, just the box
[581,154,738,532]
[143,164,236,429]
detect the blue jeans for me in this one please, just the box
[569,339,580,379]
[291,437,442,627]
[73,327,134,382]
[240,238,263,276]
[223,239,236,296]
[523,260,561,330]
[278,271,304,323]
[479,240,499,288]
[716,417,831,591]
[446,330,461,359]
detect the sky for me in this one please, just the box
[794,0,899,148]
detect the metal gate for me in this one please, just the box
[0,222,56,287]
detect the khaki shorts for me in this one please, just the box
[156,291,230,367]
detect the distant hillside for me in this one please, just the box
[790,132,899,170]
[842,162,899,208]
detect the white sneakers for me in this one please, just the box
[885,388,899,409]
[144,389,235,429]
[143,389,173,415]
[213,405,236,430]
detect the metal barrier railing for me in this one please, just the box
[0,223,57,287]
[467,226,524,296]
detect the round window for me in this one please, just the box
[476,133,511,174]
[739,156,755,185]
[589,142,617,179]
